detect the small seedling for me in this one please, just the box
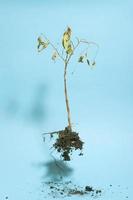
[37,27,99,161]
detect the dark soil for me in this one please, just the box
[44,126,84,161]
[44,180,102,198]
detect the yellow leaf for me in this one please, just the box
[62,27,73,54]
[37,37,49,52]
[66,44,73,55]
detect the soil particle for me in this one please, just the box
[96,189,102,194]
[68,189,85,195]
[45,180,102,198]
[85,186,94,192]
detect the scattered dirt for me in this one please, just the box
[44,180,102,198]
[44,126,84,161]
[85,185,94,192]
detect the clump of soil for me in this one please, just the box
[44,180,102,198]
[52,126,84,161]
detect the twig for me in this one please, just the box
[41,34,65,62]
[80,39,99,49]
[42,129,63,136]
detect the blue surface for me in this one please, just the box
[0,1,133,199]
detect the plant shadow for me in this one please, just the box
[35,159,74,181]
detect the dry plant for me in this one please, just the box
[37,27,99,161]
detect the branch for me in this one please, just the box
[80,39,99,49]
[65,37,99,67]
[42,128,65,136]
[43,131,60,136]
[79,39,99,59]
[41,34,65,62]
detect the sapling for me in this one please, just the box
[37,27,99,161]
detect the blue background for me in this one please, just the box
[0,0,133,199]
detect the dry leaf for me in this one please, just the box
[78,56,84,63]
[87,59,90,65]
[62,27,73,54]
[52,51,58,61]
[92,61,96,66]
[37,37,49,52]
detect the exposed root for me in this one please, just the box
[43,126,84,161]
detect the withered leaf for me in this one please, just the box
[52,51,58,61]
[87,59,90,65]
[62,27,73,54]
[37,37,49,52]
[66,44,73,55]
[78,56,84,63]
[92,61,96,66]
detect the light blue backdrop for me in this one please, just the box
[0,1,133,200]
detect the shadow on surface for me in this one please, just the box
[35,159,73,180]
[27,84,47,125]
[3,83,48,126]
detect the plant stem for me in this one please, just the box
[64,61,72,131]
[63,40,80,131]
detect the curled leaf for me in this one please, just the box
[37,37,49,52]
[87,59,90,65]
[52,51,58,61]
[62,27,73,54]
[87,59,96,68]
[78,55,84,63]
[92,61,96,66]
[66,44,73,55]
[62,27,71,48]
[90,61,96,69]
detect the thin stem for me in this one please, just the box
[63,39,81,131]
[41,34,65,62]
[64,61,72,131]
[43,131,60,135]
[79,39,99,48]
[79,39,99,59]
